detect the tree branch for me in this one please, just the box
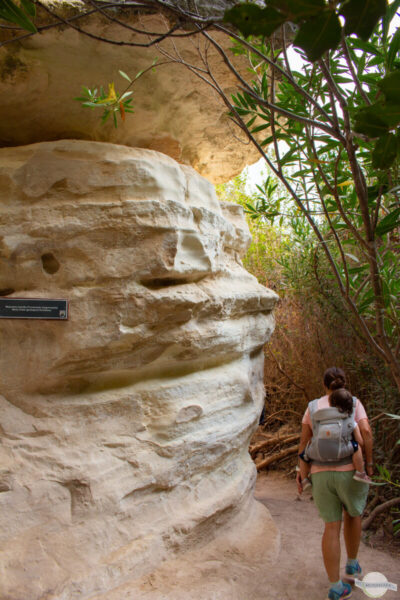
[362,497,400,530]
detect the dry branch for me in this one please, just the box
[256,444,299,470]
[365,491,383,514]
[362,497,400,530]
[250,433,300,457]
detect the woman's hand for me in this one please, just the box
[366,463,374,477]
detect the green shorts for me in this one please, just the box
[310,471,369,523]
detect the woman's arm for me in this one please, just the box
[299,422,313,453]
[296,423,313,493]
[358,418,374,476]
[353,424,363,447]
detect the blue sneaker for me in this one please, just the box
[345,560,362,577]
[328,582,352,600]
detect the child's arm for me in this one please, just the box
[353,424,364,448]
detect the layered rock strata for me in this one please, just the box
[0,140,278,600]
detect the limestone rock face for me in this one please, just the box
[0,140,278,600]
[0,2,261,183]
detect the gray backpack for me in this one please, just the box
[305,397,356,465]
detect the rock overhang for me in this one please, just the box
[0,0,263,183]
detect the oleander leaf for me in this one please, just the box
[294,10,342,61]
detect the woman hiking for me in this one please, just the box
[296,367,374,600]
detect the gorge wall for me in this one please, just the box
[0,140,279,600]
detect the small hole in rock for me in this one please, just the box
[41,253,60,274]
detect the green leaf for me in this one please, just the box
[368,55,386,67]
[375,207,400,236]
[246,115,257,128]
[294,10,342,62]
[101,110,111,124]
[251,123,271,133]
[353,104,390,137]
[20,0,35,17]
[367,182,388,202]
[348,264,369,274]
[378,70,400,102]
[0,0,37,32]
[372,133,398,169]
[261,72,268,96]
[345,253,360,262]
[260,135,274,146]
[379,102,400,128]
[387,27,400,71]
[268,0,325,21]
[382,0,400,39]
[348,38,382,55]
[135,69,145,80]
[279,147,297,166]
[119,91,133,101]
[119,70,132,83]
[340,0,387,40]
[358,288,375,312]
[223,4,286,37]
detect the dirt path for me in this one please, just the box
[254,472,400,600]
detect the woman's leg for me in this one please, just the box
[322,520,342,582]
[343,510,362,560]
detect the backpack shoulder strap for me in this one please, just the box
[308,398,320,430]
[308,398,319,417]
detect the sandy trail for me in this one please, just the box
[254,472,400,600]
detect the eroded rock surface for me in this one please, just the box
[0,140,278,600]
[0,1,261,182]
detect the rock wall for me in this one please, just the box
[0,140,279,600]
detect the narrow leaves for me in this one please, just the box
[375,207,400,236]
[0,0,37,33]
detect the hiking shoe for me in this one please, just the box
[353,471,372,484]
[301,477,312,493]
[327,582,352,600]
[345,560,362,578]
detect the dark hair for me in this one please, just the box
[323,367,346,391]
[330,388,353,416]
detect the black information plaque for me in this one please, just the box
[0,298,68,320]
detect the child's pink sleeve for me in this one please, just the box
[354,399,368,423]
[302,407,311,426]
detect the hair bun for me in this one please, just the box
[330,377,345,390]
[323,366,346,391]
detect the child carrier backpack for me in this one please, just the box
[305,397,356,465]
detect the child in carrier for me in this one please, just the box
[299,388,372,492]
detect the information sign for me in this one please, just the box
[0,298,69,320]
